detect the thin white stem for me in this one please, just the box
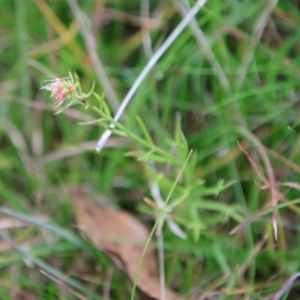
[149,178,187,239]
[238,0,279,87]
[141,0,153,59]
[273,273,300,300]
[174,0,229,90]
[95,0,207,152]
[157,229,166,300]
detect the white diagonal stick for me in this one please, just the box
[95,0,207,152]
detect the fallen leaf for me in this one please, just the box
[70,187,186,300]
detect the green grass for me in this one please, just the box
[1,0,300,299]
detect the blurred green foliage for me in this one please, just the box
[1,0,300,299]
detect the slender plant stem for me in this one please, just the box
[130,150,193,300]
[89,102,180,165]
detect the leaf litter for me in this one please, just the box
[70,187,186,300]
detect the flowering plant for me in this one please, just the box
[41,72,94,114]
[41,72,235,242]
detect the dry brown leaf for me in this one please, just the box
[70,187,186,300]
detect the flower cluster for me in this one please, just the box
[41,77,78,102]
[41,73,95,114]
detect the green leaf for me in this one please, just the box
[135,115,153,144]
[85,80,95,98]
